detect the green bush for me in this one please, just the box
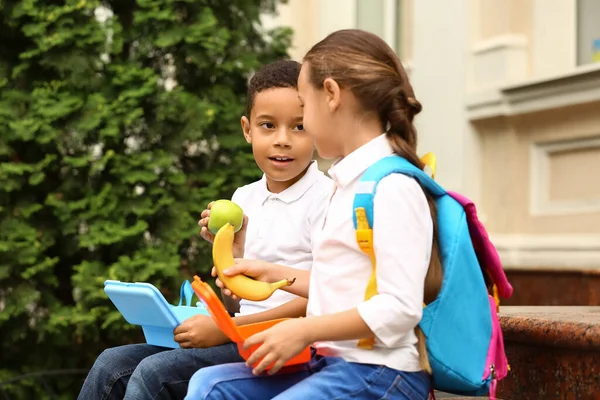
[0,0,291,398]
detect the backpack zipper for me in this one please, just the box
[489,364,498,400]
[490,364,496,379]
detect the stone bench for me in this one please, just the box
[434,306,599,399]
[497,306,600,400]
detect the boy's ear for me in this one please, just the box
[323,78,341,113]
[241,116,252,143]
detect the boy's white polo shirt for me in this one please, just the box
[231,161,332,316]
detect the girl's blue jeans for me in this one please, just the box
[185,351,431,400]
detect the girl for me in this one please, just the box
[185,29,442,400]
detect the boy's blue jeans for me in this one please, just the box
[77,343,243,400]
[185,351,431,400]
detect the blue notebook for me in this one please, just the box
[104,280,209,348]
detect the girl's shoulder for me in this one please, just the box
[376,172,426,198]
[373,173,430,215]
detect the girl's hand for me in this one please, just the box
[211,259,272,299]
[243,318,312,375]
[198,201,249,258]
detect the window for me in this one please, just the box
[356,0,406,58]
[396,0,408,61]
[577,0,600,65]
[356,0,386,41]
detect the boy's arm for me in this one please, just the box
[175,295,306,349]
[223,186,246,315]
[233,297,307,326]
[222,290,241,315]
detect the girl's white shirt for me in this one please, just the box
[307,134,433,372]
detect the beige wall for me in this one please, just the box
[469,0,579,89]
[476,102,600,235]
[479,0,532,40]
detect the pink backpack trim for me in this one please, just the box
[448,191,511,399]
[447,191,513,299]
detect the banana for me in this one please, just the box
[212,223,295,301]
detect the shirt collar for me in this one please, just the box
[257,160,324,204]
[328,134,394,188]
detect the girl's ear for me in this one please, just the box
[323,78,341,113]
[241,116,252,143]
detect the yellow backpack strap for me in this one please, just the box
[355,207,378,349]
[421,152,437,179]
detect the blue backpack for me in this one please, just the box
[352,155,512,398]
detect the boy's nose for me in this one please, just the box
[273,129,292,148]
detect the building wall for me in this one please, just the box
[264,0,600,270]
[466,0,600,269]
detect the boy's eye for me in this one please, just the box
[293,124,304,131]
[260,122,275,129]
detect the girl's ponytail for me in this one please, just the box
[384,84,443,375]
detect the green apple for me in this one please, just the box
[207,199,244,234]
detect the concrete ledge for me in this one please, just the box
[467,63,600,120]
[491,234,600,270]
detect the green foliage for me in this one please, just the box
[0,0,292,397]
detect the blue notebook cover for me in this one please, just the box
[104,280,209,348]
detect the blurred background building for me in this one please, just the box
[263,0,600,301]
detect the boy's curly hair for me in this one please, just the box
[246,59,301,118]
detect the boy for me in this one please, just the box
[77,60,332,400]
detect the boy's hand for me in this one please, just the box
[211,259,272,299]
[173,314,230,348]
[198,201,249,258]
[243,318,311,375]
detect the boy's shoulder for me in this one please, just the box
[231,178,265,206]
[232,161,332,207]
[303,168,333,201]
[288,161,333,204]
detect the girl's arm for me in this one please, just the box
[303,309,371,342]
[263,263,311,298]
[215,261,311,299]
[242,306,371,375]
